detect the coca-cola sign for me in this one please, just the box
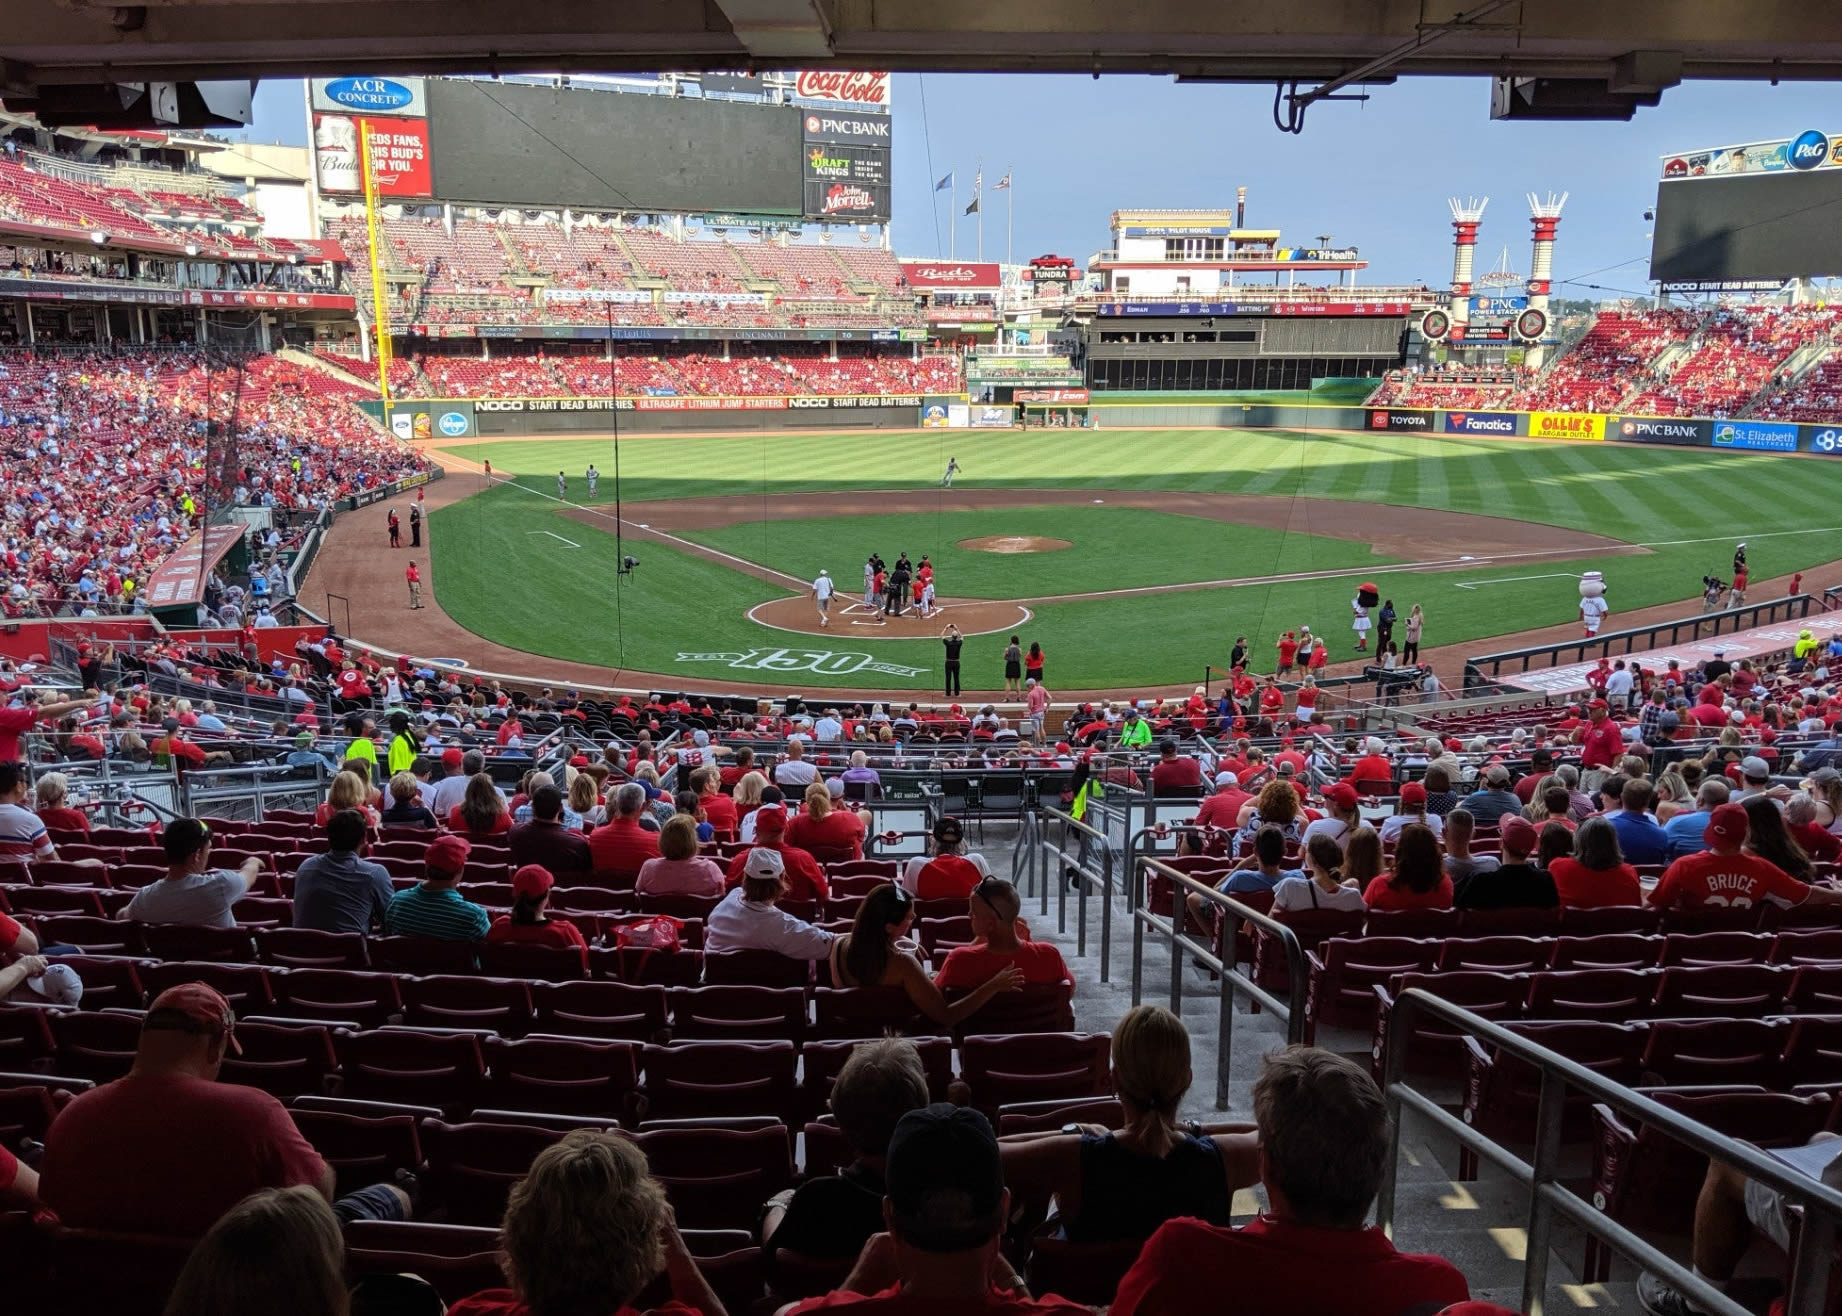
[900,260,1002,290]
[793,70,890,108]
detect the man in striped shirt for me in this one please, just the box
[383,833,489,941]
[0,761,56,874]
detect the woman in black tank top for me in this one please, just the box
[997,1004,1260,1244]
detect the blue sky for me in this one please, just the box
[249,74,1841,292]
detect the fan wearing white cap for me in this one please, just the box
[704,846,836,960]
[811,568,836,627]
[0,953,80,1006]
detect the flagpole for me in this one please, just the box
[950,177,956,260]
[1006,182,1013,272]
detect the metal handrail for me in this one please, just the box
[1377,988,1842,1316]
[1464,594,1820,689]
[1132,855,1307,1110]
[1033,804,1113,979]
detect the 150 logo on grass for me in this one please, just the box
[675,648,928,678]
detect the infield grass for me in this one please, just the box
[426,428,1842,689]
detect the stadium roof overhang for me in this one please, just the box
[3,0,1842,125]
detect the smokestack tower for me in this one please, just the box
[1235,186,1246,229]
[1524,191,1568,369]
[1447,196,1487,341]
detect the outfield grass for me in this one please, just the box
[426,429,1842,689]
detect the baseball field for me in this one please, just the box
[413,427,1842,692]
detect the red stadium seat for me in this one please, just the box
[799,1036,955,1118]
[640,1040,799,1122]
[1650,964,1787,1017]
[482,1035,640,1119]
[1374,971,1530,1079]
[1458,1021,1643,1180]
[1435,936,1552,974]
[956,1032,1112,1117]
[288,1103,426,1195]
[218,1019,339,1099]
[398,975,532,1034]
[138,961,274,1013]
[528,980,669,1043]
[1524,968,1659,1021]
[271,968,403,1028]
[1636,1017,1790,1087]
[628,1123,795,1231]
[668,985,808,1041]
[344,1220,502,1306]
[701,948,816,989]
[476,941,589,982]
[334,1027,487,1112]
[1548,934,1659,971]
[1304,938,1437,1040]
[254,927,370,969]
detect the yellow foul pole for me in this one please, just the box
[358,118,394,436]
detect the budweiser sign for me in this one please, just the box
[901,260,1001,290]
[793,70,890,107]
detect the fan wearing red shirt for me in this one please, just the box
[485,865,590,969]
[588,783,663,885]
[933,877,1069,992]
[785,784,868,863]
[40,983,407,1238]
[447,1129,725,1316]
[1194,771,1252,831]
[783,1104,1089,1316]
[1578,700,1627,771]
[1548,816,1643,907]
[1111,1046,1467,1316]
[1650,803,1842,913]
[1276,631,1300,674]
[1257,678,1285,720]
[1149,739,1203,796]
[725,805,827,901]
[1363,826,1454,911]
[695,768,738,833]
[0,690,92,763]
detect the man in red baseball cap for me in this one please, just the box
[39,983,411,1236]
[1579,699,1626,771]
[725,804,827,902]
[1650,803,1842,913]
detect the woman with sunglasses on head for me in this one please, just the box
[829,883,1023,1026]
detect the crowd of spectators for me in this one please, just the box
[0,347,430,616]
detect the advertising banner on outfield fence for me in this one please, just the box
[921,404,950,428]
[314,114,432,196]
[1015,389,1090,404]
[467,394,919,415]
[800,108,892,145]
[1528,412,1606,441]
[971,405,1015,428]
[1442,411,1520,436]
[1367,408,1435,433]
[1610,415,1711,445]
[1712,419,1799,452]
[1806,426,1842,454]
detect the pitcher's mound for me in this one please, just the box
[959,535,1072,554]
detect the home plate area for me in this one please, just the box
[747,593,1030,639]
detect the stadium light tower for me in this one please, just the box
[1446,196,1488,341]
[1524,191,1569,368]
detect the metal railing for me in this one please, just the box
[1464,594,1821,690]
[1376,989,1842,1316]
[1013,805,1115,980]
[1130,855,1307,1110]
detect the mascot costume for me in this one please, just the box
[1579,571,1609,639]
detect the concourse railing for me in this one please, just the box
[1130,854,1307,1110]
[1376,989,1842,1316]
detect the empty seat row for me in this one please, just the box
[1,1014,1108,1128]
[1312,944,1842,1039]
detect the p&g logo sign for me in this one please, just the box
[1791,130,1831,170]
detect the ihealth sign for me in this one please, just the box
[311,76,427,118]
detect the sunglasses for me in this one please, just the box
[972,877,1007,911]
